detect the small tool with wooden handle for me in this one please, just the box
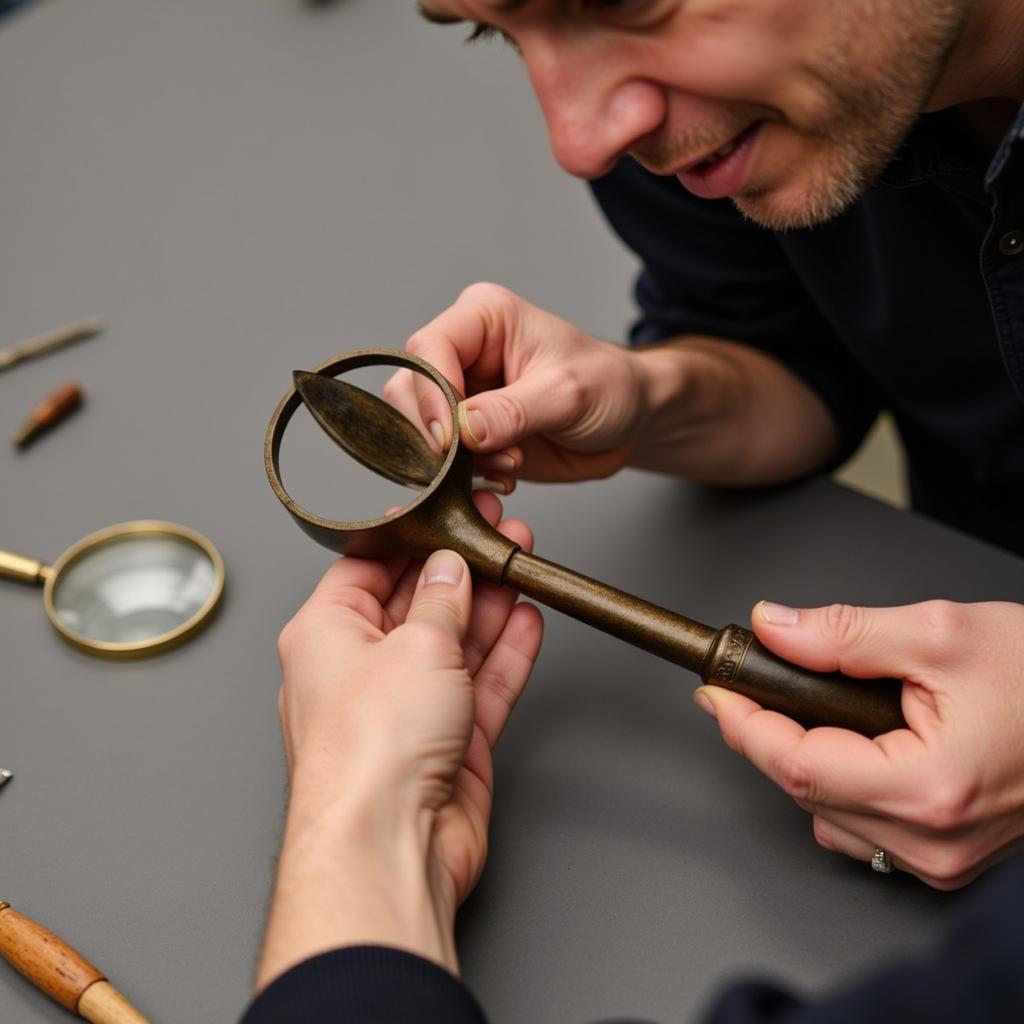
[11,381,84,447]
[0,319,103,374]
[0,901,149,1023]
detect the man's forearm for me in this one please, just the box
[255,782,458,994]
[630,336,840,485]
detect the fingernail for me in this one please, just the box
[459,404,488,444]
[758,600,799,626]
[693,688,717,719]
[481,451,517,473]
[423,550,464,587]
[428,420,447,452]
[473,476,512,495]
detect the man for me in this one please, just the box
[243,1,1024,1020]
[393,0,1024,888]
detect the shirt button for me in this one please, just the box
[998,230,1024,256]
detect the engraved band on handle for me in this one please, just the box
[702,625,906,734]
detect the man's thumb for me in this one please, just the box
[751,599,923,679]
[405,550,472,639]
[457,368,582,454]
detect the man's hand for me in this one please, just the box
[393,282,649,490]
[391,283,838,492]
[695,599,1024,890]
[257,493,543,990]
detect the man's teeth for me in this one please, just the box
[698,137,739,168]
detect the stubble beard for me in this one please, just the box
[738,0,969,230]
[643,0,971,231]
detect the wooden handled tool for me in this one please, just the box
[0,319,103,374]
[0,902,150,1023]
[11,381,84,447]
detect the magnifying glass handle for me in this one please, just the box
[502,551,905,737]
[0,550,50,586]
[0,901,150,1023]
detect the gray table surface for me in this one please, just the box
[1,2,1022,1022]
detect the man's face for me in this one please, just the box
[419,0,969,229]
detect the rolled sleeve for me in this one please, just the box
[590,161,882,466]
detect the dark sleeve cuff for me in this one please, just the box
[239,946,488,1024]
[700,855,1024,1024]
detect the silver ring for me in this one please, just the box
[871,847,894,873]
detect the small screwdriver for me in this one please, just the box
[0,319,103,374]
[11,381,83,448]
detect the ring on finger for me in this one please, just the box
[871,847,894,874]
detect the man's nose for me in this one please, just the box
[522,36,666,179]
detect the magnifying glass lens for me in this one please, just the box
[280,364,451,524]
[51,534,218,645]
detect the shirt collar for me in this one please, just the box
[985,99,1024,186]
[876,100,1024,192]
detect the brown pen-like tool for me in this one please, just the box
[0,901,150,1023]
[11,382,83,448]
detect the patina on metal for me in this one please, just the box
[265,349,906,737]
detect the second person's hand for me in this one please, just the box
[696,598,1024,890]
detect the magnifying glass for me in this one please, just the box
[0,521,225,657]
[265,349,906,737]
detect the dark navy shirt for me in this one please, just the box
[241,854,1024,1023]
[589,105,1024,556]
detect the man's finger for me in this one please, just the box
[750,599,975,680]
[455,361,587,454]
[413,372,459,453]
[408,284,593,455]
[383,491,505,626]
[306,555,411,628]
[405,283,516,423]
[381,559,425,631]
[696,684,925,815]
[381,368,442,452]
[812,815,886,866]
[473,602,544,748]
[463,516,534,675]
[404,550,473,641]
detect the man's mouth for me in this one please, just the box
[674,121,766,201]
[678,122,763,174]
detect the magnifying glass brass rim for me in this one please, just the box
[265,348,463,538]
[42,520,225,658]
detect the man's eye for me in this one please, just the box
[466,23,499,43]
[466,23,520,52]
[580,0,667,23]
[582,0,646,9]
